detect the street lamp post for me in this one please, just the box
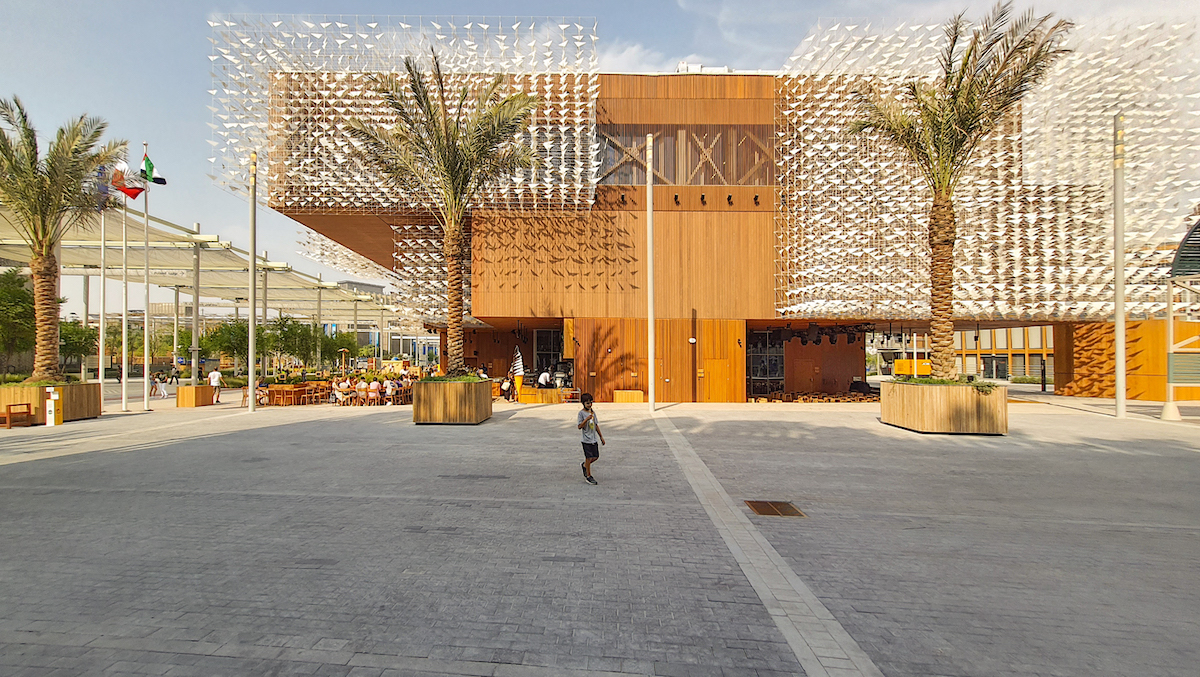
[248,151,258,413]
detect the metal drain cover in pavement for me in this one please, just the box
[744,500,806,517]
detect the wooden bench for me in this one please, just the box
[1,403,33,429]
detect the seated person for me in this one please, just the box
[368,378,382,403]
[334,378,352,404]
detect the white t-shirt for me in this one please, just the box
[538,371,551,386]
[207,370,222,387]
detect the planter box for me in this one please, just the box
[880,381,1008,434]
[413,380,493,424]
[176,385,216,408]
[0,382,102,425]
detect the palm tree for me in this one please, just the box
[852,2,1072,378]
[348,53,538,375]
[0,97,125,382]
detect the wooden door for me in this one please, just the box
[789,359,815,393]
[701,359,729,402]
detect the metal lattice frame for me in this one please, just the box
[210,15,600,314]
[776,18,1200,321]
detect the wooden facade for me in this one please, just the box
[1055,320,1200,401]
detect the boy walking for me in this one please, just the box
[577,393,605,485]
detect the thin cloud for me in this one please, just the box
[598,39,711,73]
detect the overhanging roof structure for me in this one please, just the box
[1171,219,1200,280]
[0,207,421,331]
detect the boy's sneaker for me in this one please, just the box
[586,475,598,485]
[581,462,588,478]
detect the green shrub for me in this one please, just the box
[893,374,999,394]
[1009,375,1043,384]
[420,375,485,383]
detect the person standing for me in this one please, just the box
[577,393,604,485]
[207,366,227,404]
[168,365,180,385]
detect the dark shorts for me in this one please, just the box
[582,442,600,459]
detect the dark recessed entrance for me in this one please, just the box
[744,500,806,517]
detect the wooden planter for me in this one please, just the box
[0,382,102,425]
[176,385,216,407]
[413,380,493,424]
[881,381,1008,435]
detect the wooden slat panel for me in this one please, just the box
[471,209,775,320]
[572,317,746,402]
[176,385,215,407]
[0,383,102,425]
[597,98,774,125]
[1055,319,1200,400]
[562,318,575,359]
[412,381,492,424]
[880,382,1008,434]
[594,186,773,212]
[598,74,775,100]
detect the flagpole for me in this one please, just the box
[142,142,151,411]
[121,200,129,412]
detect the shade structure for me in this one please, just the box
[0,207,421,332]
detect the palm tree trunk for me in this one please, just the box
[444,235,467,376]
[928,192,957,379]
[28,251,63,382]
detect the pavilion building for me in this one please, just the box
[209,16,1200,402]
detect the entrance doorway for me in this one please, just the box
[746,329,784,397]
[982,355,1008,380]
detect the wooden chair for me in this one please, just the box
[1,403,33,429]
[283,386,304,406]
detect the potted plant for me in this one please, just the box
[881,376,1007,434]
[852,4,1070,433]
[350,52,537,423]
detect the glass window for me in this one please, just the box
[1046,327,1054,349]
[964,332,977,350]
[955,356,963,373]
[1012,353,1027,377]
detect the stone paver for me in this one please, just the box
[669,404,1200,677]
[654,413,881,677]
[3,399,1198,676]
[0,403,802,676]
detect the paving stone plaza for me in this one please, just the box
[1,401,1196,677]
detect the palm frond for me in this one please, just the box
[0,97,127,257]
[853,0,1071,195]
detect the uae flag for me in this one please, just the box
[140,154,167,185]
[110,162,144,200]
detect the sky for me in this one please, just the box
[0,0,1185,318]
